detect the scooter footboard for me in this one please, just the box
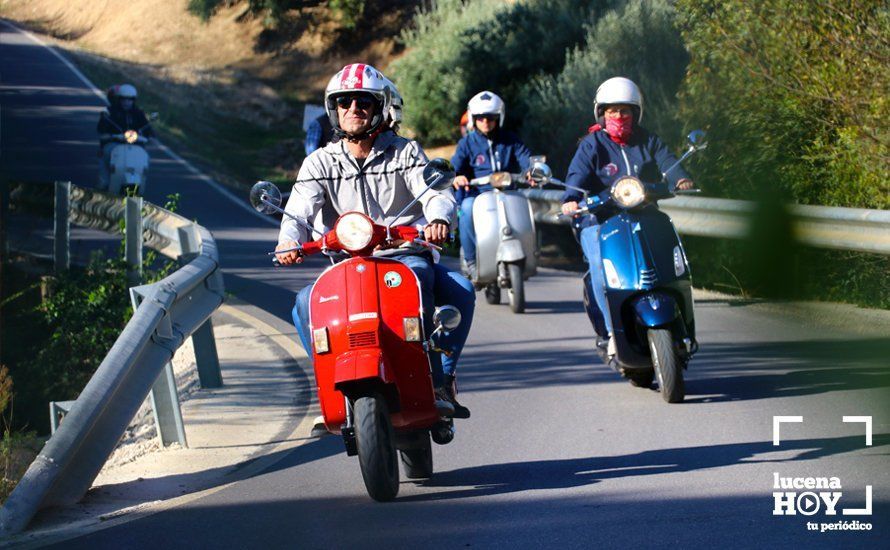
[630,291,681,328]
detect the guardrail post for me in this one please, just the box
[149,364,189,448]
[54,181,70,272]
[125,196,143,287]
[179,225,223,389]
[130,286,188,448]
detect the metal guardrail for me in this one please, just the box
[1,183,225,536]
[522,189,890,255]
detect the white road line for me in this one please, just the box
[1,19,279,227]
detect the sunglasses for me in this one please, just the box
[335,95,375,110]
[475,114,498,121]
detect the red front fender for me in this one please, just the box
[333,349,395,386]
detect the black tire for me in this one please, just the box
[484,283,501,304]
[507,263,525,313]
[627,369,655,388]
[354,395,399,501]
[648,329,685,403]
[399,434,433,479]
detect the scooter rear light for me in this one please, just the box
[403,317,422,342]
[313,327,330,354]
[603,259,621,288]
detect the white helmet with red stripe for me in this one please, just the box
[325,63,397,138]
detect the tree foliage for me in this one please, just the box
[676,0,890,208]
[390,0,609,144]
[520,0,687,173]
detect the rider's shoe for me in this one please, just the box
[443,374,471,419]
[434,387,456,417]
[464,261,477,281]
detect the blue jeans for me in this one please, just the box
[579,225,612,335]
[292,254,475,387]
[458,196,478,264]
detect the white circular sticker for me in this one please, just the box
[384,271,402,288]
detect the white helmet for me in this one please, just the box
[324,63,396,138]
[382,75,403,131]
[594,77,643,122]
[467,91,505,128]
[116,84,138,99]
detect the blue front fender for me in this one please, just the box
[630,291,681,328]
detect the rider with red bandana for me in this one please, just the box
[561,77,694,356]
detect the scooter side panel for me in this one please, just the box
[374,258,439,430]
[472,192,500,282]
[310,261,351,432]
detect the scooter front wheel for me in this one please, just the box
[507,263,525,314]
[399,433,433,479]
[354,394,400,501]
[648,329,685,403]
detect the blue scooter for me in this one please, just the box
[531,131,707,403]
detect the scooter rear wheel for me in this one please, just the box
[507,263,525,314]
[484,284,501,305]
[400,433,433,479]
[354,394,399,501]
[648,329,685,403]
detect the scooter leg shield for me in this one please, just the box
[630,291,681,328]
[495,239,525,264]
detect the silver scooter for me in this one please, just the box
[461,171,538,313]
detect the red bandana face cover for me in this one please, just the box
[605,116,633,145]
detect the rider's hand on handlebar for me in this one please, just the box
[561,201,579,217]
[275,241,303,265]
[676,178,695,190]
[452,175,470,191]
[423,222,449,244]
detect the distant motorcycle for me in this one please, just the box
[250,160,466,502]
[100,112,156,196]
[532,131,708,403]
[460,169,539,313]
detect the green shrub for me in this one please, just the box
[188,0,226,21]
[519,0,688,174]
[676,0,889,209]
[391,0,608,145]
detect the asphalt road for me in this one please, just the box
[3,21,889,549]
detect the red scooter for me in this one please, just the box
[250,161,462,501]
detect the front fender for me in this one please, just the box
[630,291,681,328]
[496,238,525,263]
[333,349,393,386]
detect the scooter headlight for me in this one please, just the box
[334,212,374,252]
[124,130,139,144]
[611,177,645,209]
[489,172,513,189]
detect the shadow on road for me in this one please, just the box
[404,434,890,502]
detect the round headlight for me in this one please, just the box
[124,130,138,144]
[335,212,374,251]
[611,177,646,208]
[490,172,513,189]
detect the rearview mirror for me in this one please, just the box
[433,305,462,332]
[423,158,455,191]
[687,130,707,150]
[528,161,552,184]
[250,181,282,214]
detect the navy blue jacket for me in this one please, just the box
[451,129,531,202]
[562,127,690,204]
[97,105,154,145]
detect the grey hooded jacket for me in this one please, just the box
[278,130,456,245]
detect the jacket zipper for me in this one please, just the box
[620,145,632,176]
